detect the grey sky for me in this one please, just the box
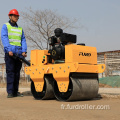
[0,0,120,55]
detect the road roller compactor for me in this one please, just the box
[25,28,105,101]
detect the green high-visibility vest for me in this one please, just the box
[5,23,22,46]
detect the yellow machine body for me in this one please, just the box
[25,44,105,92]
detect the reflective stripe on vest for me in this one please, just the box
[9,39,21,43]
[5,23,22,46]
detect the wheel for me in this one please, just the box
[31,75,55,100]
[54,73,99,101]
[54,78,73,101]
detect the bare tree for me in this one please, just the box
[21,8,80,50]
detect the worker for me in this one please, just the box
[1,9,27,98]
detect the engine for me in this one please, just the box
[48,28,77,60]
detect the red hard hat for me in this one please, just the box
[8,9,20,16]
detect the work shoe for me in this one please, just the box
[7,93,14,98]
[13,92,24,97]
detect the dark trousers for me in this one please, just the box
[5,54,22,94]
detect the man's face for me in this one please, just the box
[9,15,19,23]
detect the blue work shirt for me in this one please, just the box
[1,21,27,55]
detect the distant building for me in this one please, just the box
[97,50,120,77]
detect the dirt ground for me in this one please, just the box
[0,83,120,120]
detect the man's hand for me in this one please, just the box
[22,52,27,57]
[9,51,13,56]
